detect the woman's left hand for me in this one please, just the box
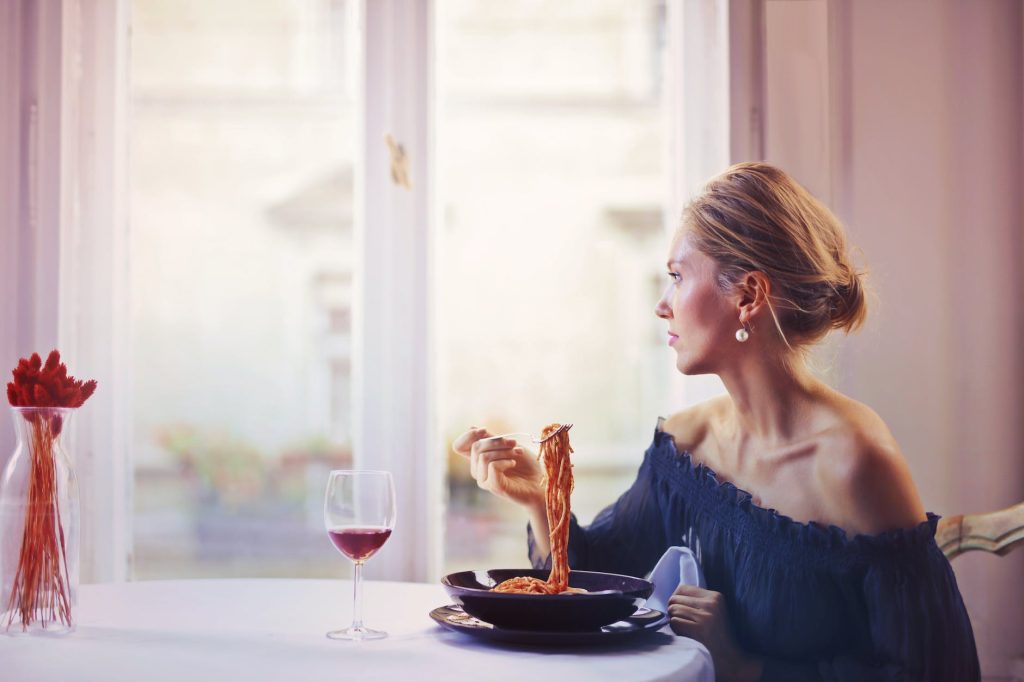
[668,584,764,682]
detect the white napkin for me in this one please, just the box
[645,546,706,613]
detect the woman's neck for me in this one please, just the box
[717,351,826,451]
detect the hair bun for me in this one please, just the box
[829,266,867,333]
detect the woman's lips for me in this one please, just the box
[667,332,679,346]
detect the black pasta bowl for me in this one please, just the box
[441,568,653,631]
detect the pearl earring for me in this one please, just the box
[735,323,750,343]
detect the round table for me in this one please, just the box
[1,579,714,682]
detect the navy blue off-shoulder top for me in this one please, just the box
[527,422,980,681]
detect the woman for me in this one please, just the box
[452,162,979,681]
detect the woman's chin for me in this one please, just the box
[675,353,712,376]
[675,354,696,375]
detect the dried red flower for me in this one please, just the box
[6,350,97,409]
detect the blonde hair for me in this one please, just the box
[683,162,867,348]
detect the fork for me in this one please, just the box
[485,423,573,445]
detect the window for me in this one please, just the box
[129,0,359,578]
[24,0,714,582]
[436,0,673,574]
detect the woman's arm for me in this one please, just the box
[525,496,550,558]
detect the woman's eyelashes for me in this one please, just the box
[667,271,681,284]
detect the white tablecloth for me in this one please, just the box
[0,579,713,682]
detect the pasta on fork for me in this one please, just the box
[493,423,584,595]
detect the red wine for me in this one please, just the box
[328,527,392,562]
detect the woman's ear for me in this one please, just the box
[735,271,772,323]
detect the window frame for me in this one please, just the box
[354,0,441,581]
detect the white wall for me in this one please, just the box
[764,0,1024,675]
[0,0,133,583]
[0,2,23,466]
[0,0,64,474]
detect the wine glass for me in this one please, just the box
[324,469,397,641]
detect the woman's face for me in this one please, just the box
[654,231,740,375]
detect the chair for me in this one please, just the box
[936,502,1024,682]
[935,502,1024,560]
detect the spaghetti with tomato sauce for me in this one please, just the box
[492,424,586,595]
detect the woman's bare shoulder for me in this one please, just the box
[662,394,731,453]
[814,393,927,535]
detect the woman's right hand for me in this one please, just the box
[452,427,545,510]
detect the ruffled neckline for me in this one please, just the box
[649,424,940,560]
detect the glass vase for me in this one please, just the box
[0,407,79,635]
